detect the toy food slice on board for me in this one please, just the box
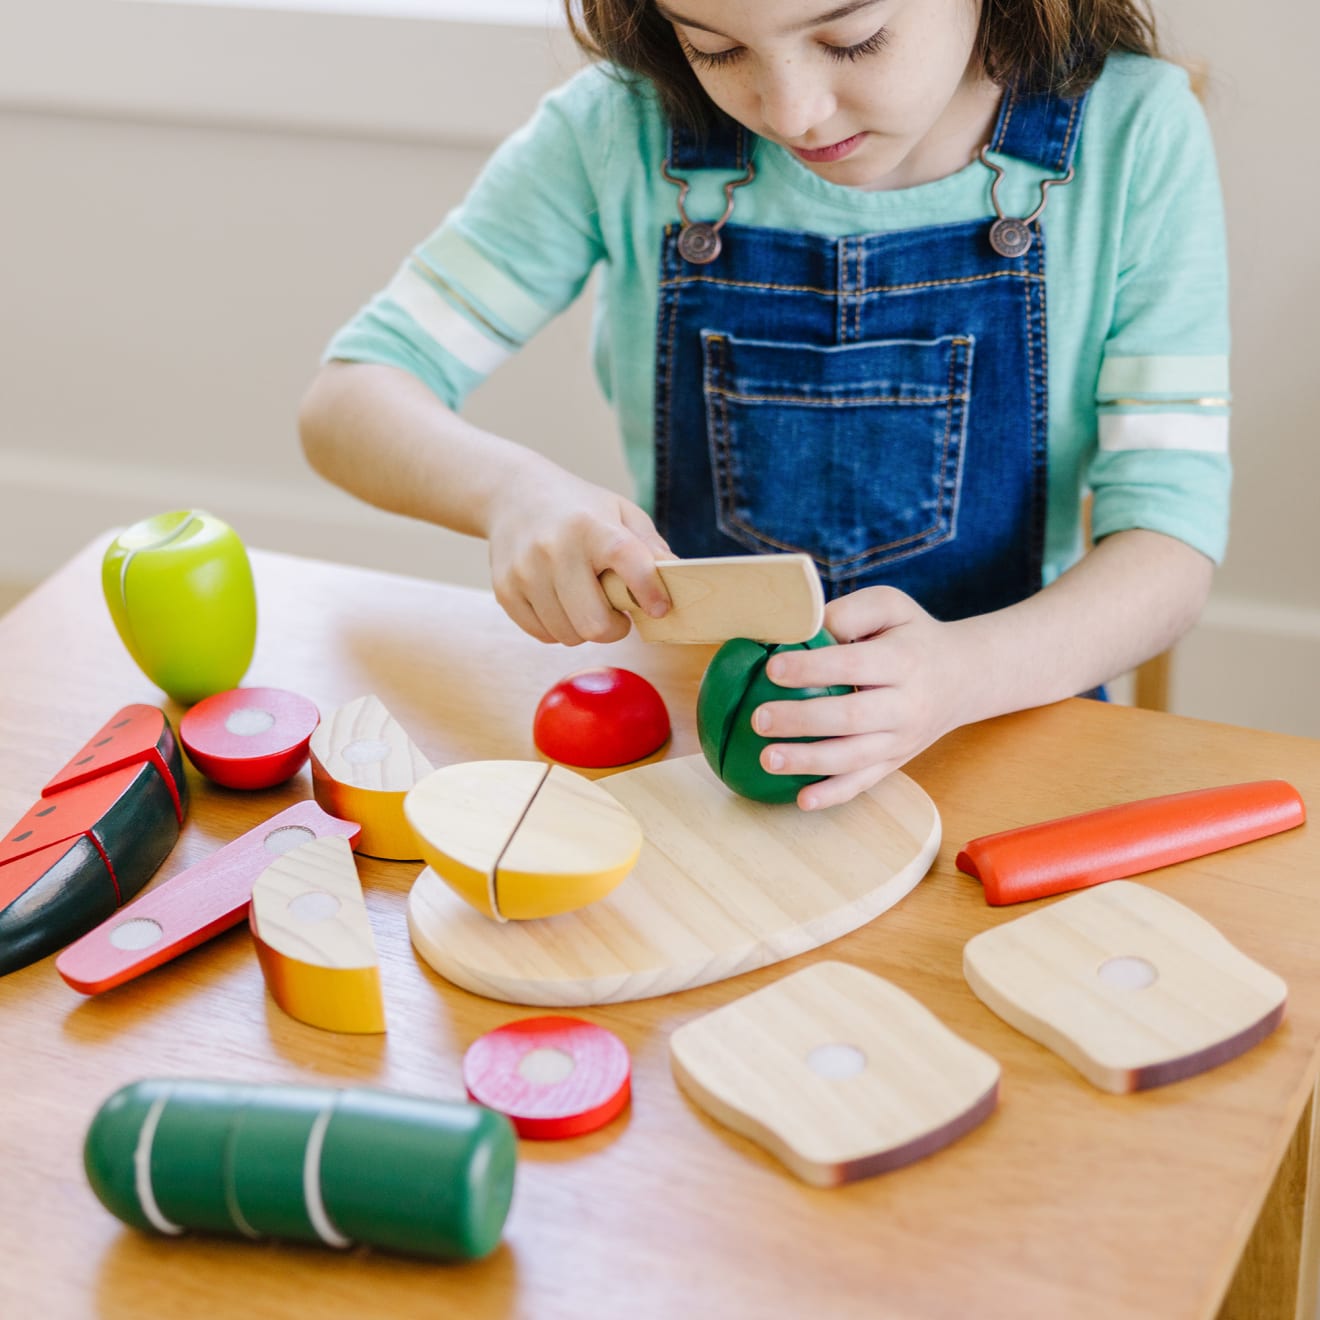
[403,760,643,922]
[599,554,824,644]
[56,800,360,994]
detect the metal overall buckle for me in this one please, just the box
[979,146,1075,258]
[661,157,757,264]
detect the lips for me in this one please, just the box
[791,132,867,163]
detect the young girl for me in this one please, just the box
[299,0,1230,810]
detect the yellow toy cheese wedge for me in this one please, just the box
[249,834,386,1033]
[309,693,434,860]
[403,760,642,922]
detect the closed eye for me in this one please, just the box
[678,27,890,69]
[824,27,889,62]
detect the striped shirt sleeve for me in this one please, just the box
[324,71,610,410]
[1087,72,1232,563]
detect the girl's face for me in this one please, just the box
[657,0,995,191]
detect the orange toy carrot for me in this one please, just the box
[956,780,1305,906]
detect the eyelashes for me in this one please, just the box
[678,27,890,70]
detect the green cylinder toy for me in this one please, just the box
[84,1079,517,1260]
[697,629,851,804]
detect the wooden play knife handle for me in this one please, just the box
[956,780,1306,906]
[600,569,640,617]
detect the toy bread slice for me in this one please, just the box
[250,834,385,1034]
[956,780,1305,905]
[600,554,825,645]
[309,694,434,860]
[670,961,999,1186]
[962,881,1287,1092]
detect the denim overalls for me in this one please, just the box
[654,86,1089,621]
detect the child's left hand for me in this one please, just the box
[751,586,974,811]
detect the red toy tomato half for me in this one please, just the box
[180,687,320,790]
[533,667,670,769]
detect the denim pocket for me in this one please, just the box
[701,331,973,582]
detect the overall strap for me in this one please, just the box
[668,110,753,173]
[988,83,1090,174]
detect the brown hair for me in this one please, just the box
[564,0,1159,131]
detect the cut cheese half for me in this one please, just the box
[250,834,385,1033]
[404,760,642,922]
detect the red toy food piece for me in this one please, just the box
[532,668,670,769]
[180,687,320,790]
[463,1015,631,1140]
[956,779,1306,905]
[0,765,144,870]
[57,799,361,995]
[42,704,187,823]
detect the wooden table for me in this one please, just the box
[1,538,1317,1320]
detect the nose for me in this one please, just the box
[757,61,837,143]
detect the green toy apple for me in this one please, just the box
[697,629,850,804]
[103,510,257,705]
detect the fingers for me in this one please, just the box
[752,688,893,740]
[619,503,673,561]
[602,518,671,621]
[760,730,906,783]
[823,585,920,644]
[496,524,665,646]
[796,763,894,812]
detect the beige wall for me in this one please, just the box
[1,0,1316,736]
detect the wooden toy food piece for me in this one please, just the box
[463,1016,631,1139]
[56,800,361,994]
[697,631,850,804]
[533,667,671,769]
[42,703,189,823]
[408,753,940,1006]
[670,961,1000,1186]
[956,780,1306,905]
[599,553,824,645]
[962,881,1288,1093]
[308,693,433,859]
[0,708,187,976]
[404,761,642,922]
[84,1078,516,1260]
[180,686,320,790]
[249,834,385,1033]
[102,509,257,704]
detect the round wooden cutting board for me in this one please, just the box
[408,753,941,1006]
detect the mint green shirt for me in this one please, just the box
[328,52,1231,583]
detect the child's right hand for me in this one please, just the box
[485,458,673,645]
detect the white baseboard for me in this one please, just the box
[5,446,1318,741]
[0,446,492,592]
[1170,600,1320,739]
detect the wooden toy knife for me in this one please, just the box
[600,554,825,645]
